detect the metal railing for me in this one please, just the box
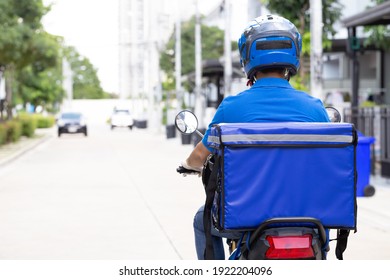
[344,107,377,175]
[344,106,390,177]
[380,107,390,177]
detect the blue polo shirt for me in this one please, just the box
[202,77,330,151]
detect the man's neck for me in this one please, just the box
[256,72,284,80]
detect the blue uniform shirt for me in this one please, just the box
[202,77,330,151]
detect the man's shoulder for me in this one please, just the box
[290,88,322,101]
[220,90,252,107]
[228,87,255,98]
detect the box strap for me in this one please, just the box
[203,156,220,260]
[335,229,350,260]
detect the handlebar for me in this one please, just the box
[176,165,201,175]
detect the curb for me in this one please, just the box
[0,131,54,167]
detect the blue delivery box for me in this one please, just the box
[207,122,358,232]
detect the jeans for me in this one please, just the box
[193,205,242,260]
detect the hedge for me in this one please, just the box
[0,114,55,147]
[4,120,22,143]
[18,113,38,138]
[0,123,6,145]
[34,114,56,128]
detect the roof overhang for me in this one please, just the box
[342,1,390,27]
[325,38,379,52]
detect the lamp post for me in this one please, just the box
[194,0,204,129]
[223,0,232,97]
[310,0,323,100]
[175,2,182,109]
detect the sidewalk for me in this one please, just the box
[0,127,55,167]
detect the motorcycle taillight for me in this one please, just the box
[265,234,315,259]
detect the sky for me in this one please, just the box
[43,0,119,93]
[42,0,230,94]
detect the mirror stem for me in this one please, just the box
[195,129,204,138]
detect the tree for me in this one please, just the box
[160,16,237,91]
[260,0,343,87]
[0,0,50,68]
[261,0,343,45]
[363,0,390,50]
[16,64,65,112]
[63,46,108,99]
[0,0,60,118]
[0,0,109,119]
[13,31,65,112]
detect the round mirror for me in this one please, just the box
[175,110,199,134]
[325,106,341,123]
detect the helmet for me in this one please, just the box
[238,15,302,80]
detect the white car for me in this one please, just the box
[110,109,134,130]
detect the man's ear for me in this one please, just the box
[284,68,290,81]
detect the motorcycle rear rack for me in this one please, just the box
[249,217,328,245]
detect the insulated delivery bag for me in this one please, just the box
[206,122,358,232]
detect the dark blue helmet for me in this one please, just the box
[238,15,302,80]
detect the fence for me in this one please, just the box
[380,107,390,177]
[344,106,390,177]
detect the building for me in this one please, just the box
[322,0,390,109]
[337,1,390,178]
[118,0,171,118]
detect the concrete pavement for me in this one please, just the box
[0,127,55,167]
[0,125,203,259]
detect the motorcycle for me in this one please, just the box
[175,107,354,260]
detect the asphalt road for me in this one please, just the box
[0,123,389,260]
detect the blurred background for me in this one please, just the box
[0,0,390,176]
[1,0,389,175]
[0,0,390,260]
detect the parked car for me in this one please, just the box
[57,112,88,137]
[110,108,134,130]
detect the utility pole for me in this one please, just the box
[194,0,204,128]
[310,0,323,100]
[223,0,232,97]
[247,0,262,26]
[147,0,156,132]
[175,2,182,109]
[62,58,73,110]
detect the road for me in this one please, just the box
[0,123,390,260]
[0,124,203,259]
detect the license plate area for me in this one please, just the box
[68,126,78,133]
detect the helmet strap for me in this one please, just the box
[246,78,255,87]
[246,72,257,87]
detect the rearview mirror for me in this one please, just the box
[175,110,199,134]
[325,106,341,123]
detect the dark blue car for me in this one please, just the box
[57,112,87,137]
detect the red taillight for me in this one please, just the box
[265,234,315,259]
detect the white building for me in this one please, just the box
[118,0,171,109]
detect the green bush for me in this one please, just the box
[34,114,56,128]
[0,123,6,146]
[5,120,22,143]
[18,114,37,138]
[0,114,55,147]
